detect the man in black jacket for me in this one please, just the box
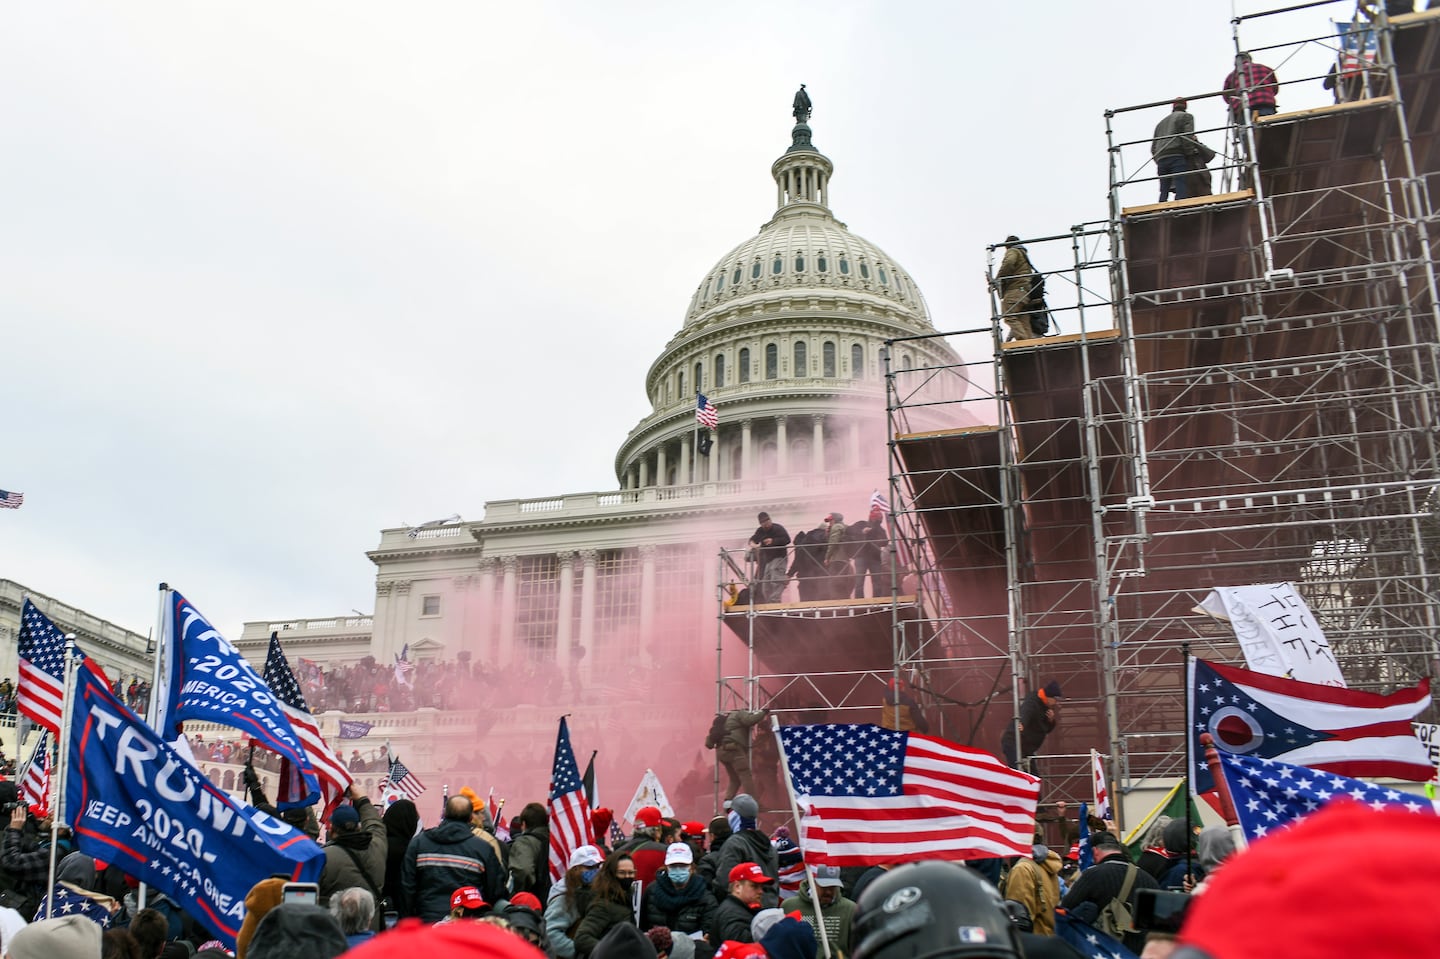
[748,513,791,604]
[1060,831,1159,954]
[400,795,506,921]
[710,862,774,943]
[710,795,778,908]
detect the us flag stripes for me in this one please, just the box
[20,730,50,813]
[776,722,1039,865]
[696,394,718,429]
[263,632,352,809]
[17,599,80,734]
[868,489,890,515]
[547,716,594,882]
[388,756,426,799]
[0,490,22,509]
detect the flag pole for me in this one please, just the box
[1183,644,1194,884]
[692,392,699,486]
[770,715,833,959]
[139,582,171,912]
[45,635,78,921]
[1199,733,1247,852]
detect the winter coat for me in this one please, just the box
[573,895,635,958]
[642,872,717,935]
[591,922,655,959]
[319,798,388,909]
[717,710,767,759]
[781,883,856,955]
[823,515,849,565]
[510,825,552,899]
[546,882,595,959]
[1002,849,1062,936]
[711,830,779,908]
[710,894,759,944]
[400,819,506,922]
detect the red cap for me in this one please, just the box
[450,886,486,910]
[634,806,664,828]
[728,862,774,885]
[509,892,542,912]
[1177,800,1440,958]
[714,942,768,959]
[344,917,547,959]
[682,821,706,836]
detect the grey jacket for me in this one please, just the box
[1151,109,1197,158]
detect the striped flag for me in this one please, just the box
[0,490,22,509]
[394,644,415,688]
[20,730,49,813]
[775,722,1039,865]
[547,717,595,882]
[696,394,718,430]
[1091,749,1112,822]
[262,632,352,809]
[868,489,890,515]
[17,600,81,734]
[387,755,426,800]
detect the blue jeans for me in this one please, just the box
[1157,154,1189,202]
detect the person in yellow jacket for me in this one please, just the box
[1002,843,1063,936]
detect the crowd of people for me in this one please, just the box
[737,508,905,606]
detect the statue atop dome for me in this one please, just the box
[792,84,812,124]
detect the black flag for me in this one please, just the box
[582,750,598,808]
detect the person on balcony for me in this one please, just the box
[1223,52,1279,122]
[747,512,791,604]
[1151,98,1201,202]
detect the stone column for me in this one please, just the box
[813,415,826,473]
[639,455,650,488]
[740,420,753,480]
[556,552,575,667]
[849,420,862,469]
[639,545,656,649]
[679,433,692,486]
[776,415,788,475]
[577,550,598,682]
[475,558,497,659]
[656,444,668,488]
[708,429,720,482]
[498,556,518,666]
[374,580,396,662]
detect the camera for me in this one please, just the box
[0,801,25,814]
[1133,888,1191,934]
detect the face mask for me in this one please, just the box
[582,868,599,884]
[620,878,637,891]
[667,867,690,884]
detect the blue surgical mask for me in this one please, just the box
[582,867,599,884]
[666,866,691,884]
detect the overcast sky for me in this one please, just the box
[0,1,1354,636]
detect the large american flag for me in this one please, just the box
[775,723,1039,865]
[387,755,426,800]
[547,717,594,882]
[263,632,352,809]
[1219,750,1436,842]
[20,730,49,813]
[18,599,81,734]
[696,393,718,430]
[0,490,22,509]
[868,489,890,515]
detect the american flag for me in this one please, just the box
[0,490,22,509]
[387,755,426,800]
[868,489,890,515]
[18,600,81,734]
[394,644,415,688]
[547,717,594,882]
[1218,750,1436,842]
[775,723,1039,865]
[263,632,352,809]
[20,730,49,813]
[1091,749,1112,822]
[696,393,718,430]
[1054,910,1137,959]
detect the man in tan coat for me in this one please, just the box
[1003,843,1063,936]
[995,237,1042,341]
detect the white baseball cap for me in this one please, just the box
[568,845,604,869]
[665,842,694,865]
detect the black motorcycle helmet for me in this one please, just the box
[853,862,1023,959]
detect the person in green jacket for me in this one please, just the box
[780,865,855,957]
[573,854,637,958]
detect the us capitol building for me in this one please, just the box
[218,94,976,810]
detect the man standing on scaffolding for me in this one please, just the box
[748,511,791,604]
[1152,98,1201,202]
[995,236,1043,342]
[1223,52,1279,122]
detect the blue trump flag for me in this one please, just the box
[154,590,320,808]
[67,659,324,947]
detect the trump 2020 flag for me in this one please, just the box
[775,723,1039,865]
[1217,750,1437,843]
[1188,658,1433,795]
[154,590,320,808]
[67,659,323,947]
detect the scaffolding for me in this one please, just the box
[886,3,1440,811]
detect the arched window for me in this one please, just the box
[839,256,851,275]
[794,254,805,272]
[793,340,807,376]
[902,353,914,370]
[739,347,751,383]
[851,344,864,379]
[765,343,778,379]
[878,266,889,286]
[715,354,726,388]
[694,361,703,391]
[729,443,744,480]
[818,253,829,272]
[822,341,836,377]
[752,260,762,280]
[860,261,871,280]
[733,266,742,285]
[678,371,685,397]
[772,256,783,275]
[715,272,725,294]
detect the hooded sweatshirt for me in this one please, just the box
[780,882,855,955]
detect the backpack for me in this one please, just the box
[705,713,728,750]
[1096,863,1139,941]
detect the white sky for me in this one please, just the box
[0,1,1359,636]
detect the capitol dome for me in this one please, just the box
[614,102,963,490]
